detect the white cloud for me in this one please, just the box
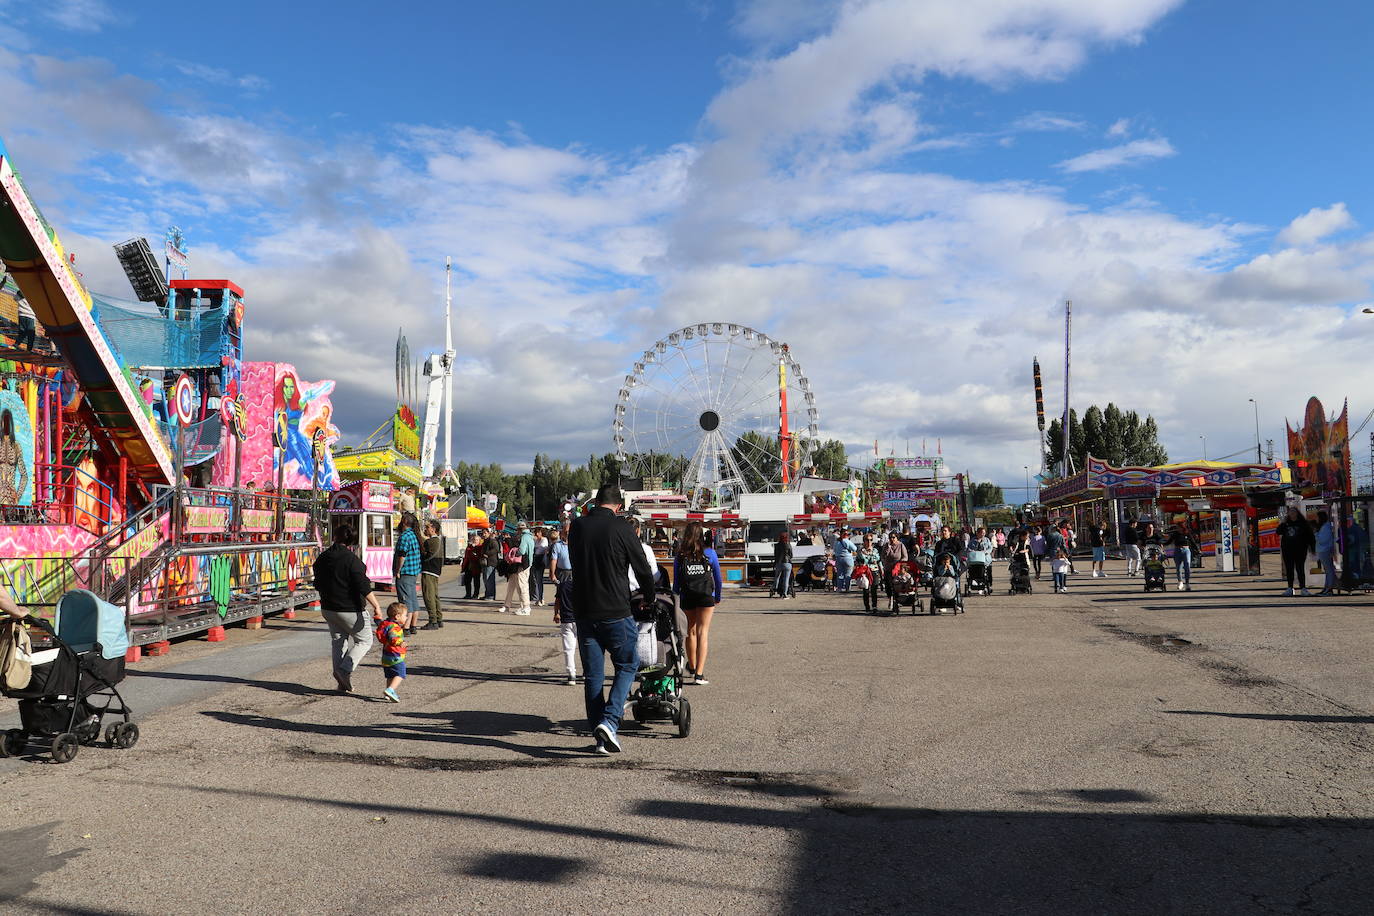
[1057,137,1176,172]
[1277,202,1355,248]
[5,0,1374,487]
[1013,112,1087,132]
[45,0,116,32]
[1106,117,1131,137]
[171,61,270,92]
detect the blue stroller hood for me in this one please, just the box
[55,589,130,659]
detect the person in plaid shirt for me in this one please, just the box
[393,513,422,635]
[376,602,408,703]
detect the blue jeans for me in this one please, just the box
[395,574,419,615]
[1173,549,1191,584]
[834,556,854,591]
[578,616,638,734]
[483,566,497,599]
[1320,551,1336,590]
[529,561,546,603]
[772,564,792,597]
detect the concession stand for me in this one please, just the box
[328,478,396,586]
[636,509,749,587]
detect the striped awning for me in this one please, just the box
[789,511,889,525]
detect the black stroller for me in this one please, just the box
[1008,554,1033,595]
[929,552,966,615]
[1141,545,1167,592]
[629,569,692,738]
[1,590,138,763]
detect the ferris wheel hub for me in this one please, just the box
[698,410,720,431]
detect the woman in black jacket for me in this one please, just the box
[769,531,794,599]
[1276,506,1315,596]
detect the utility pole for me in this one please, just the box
[1249,398,1261,464]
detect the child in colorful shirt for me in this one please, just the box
[376,601,408,702]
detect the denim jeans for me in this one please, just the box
[529,561,546,603]
[772,564,792,597]
[1320,551,1336,590]
[578,616,638,734]
[1173,548,1191,584]
[834,556,854,591]
[395,574,419,615]
[483,566,497,599]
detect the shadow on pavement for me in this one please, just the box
[631,798,1374,914]
[200,709,586,760]
[460,851,587,884]
[129,781,683,849]
[128,669,336,698]
[1166,709,1374,725]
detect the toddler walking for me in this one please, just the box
[553,573,579,686]
[376,601,408,702]
[1051,549,1071,594]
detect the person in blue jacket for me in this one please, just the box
[673,521,722,686]
[1315,510,1337,595]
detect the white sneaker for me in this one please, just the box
[1283,587,1293,597]
[1177,582,1185,591]
[498,606,508,613]
[516,608,531,616]
[1092,571,1100,578]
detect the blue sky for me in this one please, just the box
[3,0,1373,490]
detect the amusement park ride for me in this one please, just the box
[0,136,330,651]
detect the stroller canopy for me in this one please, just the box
[55,590,130,660]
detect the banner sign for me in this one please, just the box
[882,489,954,512]
[284,512,310,532]
[184,505,231,533]
[242,509,275,532]
[884,457,943,470]
[393,405,420,460]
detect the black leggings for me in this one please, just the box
[863,576,880,610]
[1282,551,1307,588]
[1031,555,1043,577]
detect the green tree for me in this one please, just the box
[730,431,780,492]
[1046,403,1169,474]
[970,481,1004,507]
[806,438,850,480]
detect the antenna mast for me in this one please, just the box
[443,257,456,479]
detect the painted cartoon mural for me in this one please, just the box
[0,386,34,505]
[210,361,340,491]
[1287,397,1351,497]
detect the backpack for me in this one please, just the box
[504,544,526,569]
[1,619,33,691]
[680,556,714,597]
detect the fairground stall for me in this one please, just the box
[328,479,396,586]
[1040,456,1289,572]
[635,509,749,587]
[0,136,334,657]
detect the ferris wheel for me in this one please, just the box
[612,323,819,503]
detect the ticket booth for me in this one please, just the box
[328,479,396,586]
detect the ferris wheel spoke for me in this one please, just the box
[721,359,783,418]
[652,354,710,409]
[674,341,715,410]
[716,340,765,413]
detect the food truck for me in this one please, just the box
[328,479,396,586]
[638,510,750,588]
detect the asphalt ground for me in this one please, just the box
[2,560,1371,915]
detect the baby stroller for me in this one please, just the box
[965,548,993,597]
[1142,545,1167,592]
[912,549,935,587]
[929,552,965,615]
[1,590,138,763]
[1008,554,1033,595]
[629,576,691,738]
[797,554,831,592]
[887,561,923,615]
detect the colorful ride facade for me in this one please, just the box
[0,136,338,646]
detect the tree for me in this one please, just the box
[970,481,1004,507]
[1046,402,1169,475]
[806,438,850,481]
[730,431,780,493]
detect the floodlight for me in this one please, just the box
[112,238,168,302]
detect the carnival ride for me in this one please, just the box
[0,136,330,650]
[613,323,819,505]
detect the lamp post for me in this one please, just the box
[1199,436,1208,461]
[1248,398,1261,464]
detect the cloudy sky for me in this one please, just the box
[3,0,1373,495]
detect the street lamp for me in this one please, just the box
[1024,465,1030,499]
[1199,435,1208,461]
[1247,398,1261,464]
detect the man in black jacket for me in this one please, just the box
[313,522,382,693]
[568,483,656,755]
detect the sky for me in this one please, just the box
[3,0,1374,497]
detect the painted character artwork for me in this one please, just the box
[209,362,340,491]
[275,368,340,489]
[0,389,34,506]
